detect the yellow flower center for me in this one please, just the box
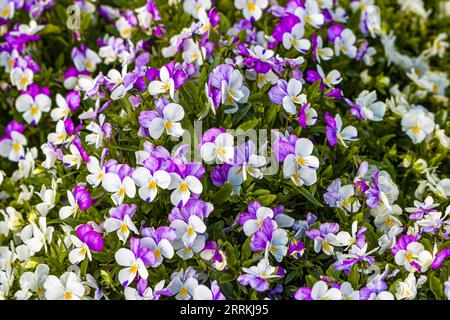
[154,248,161,259]
[162,83,170,91]
[187,226,195,236]
[163,120,173,130]
[118,186,126,198]
[179,182,189,192]
[130,264,138,274]
[20,77,29,86]
[12,142,21,152]
[247,2,255,11]
[323,241,332,252]
[217,146,226,157]
[296,156,306,166]
[31,104,39,115]
[412,126,421,134]
[64,291,73,300]
[180,287,189,297]
[120,223,129,234]
[1,8,10,18]
[406,252,414,262]
[80,246,87,255]
[148,179,157,190]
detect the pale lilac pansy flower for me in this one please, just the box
[72,45,101,73]
[356,90,387,121]
[0,130,27,162]
[132,166,171,203]
[10,67,34,91]
[283,138,319,186]
[334,28,357,59]
[282,23,311,54]
[237,258,279,292]
[325,112,358,148]
[294,0,324,28]
[115,247,149,287]
[200,132,235,164]
[102,170,136,206]
[104,204,139,243]
[234,0,268,21]
[43,272,85,300]
[15,92,51,125]
[141,226,176,267]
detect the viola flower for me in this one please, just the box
[132,166,171,203]
[168,166,204,207]
[324,179,361,213]
[283,138,319,186]
[35,178,58,216]
[166,268,199,300]
[334,28,357,59]
[183,0,211,18]
[124,279,170,300]
[141,227,175,267]
[15,92,51,125]
[395,273,427,300]
[104,204,139,243]
[282,23,311,54]
[51,93,72,122]
[0,0,14,20]
[237,258,279,292]
[182,39,206,66]
[394,241,433,272]
[22,217,54,254]
[170,215,207,247]
[325,112,358,148]
[86,156,107,188]
[356,90,387,121]
[193,281,226,300]
[282,78,307,115]
[0,130,27,162]
[240,205,275,236]
[68,224,104,265]
[401,107,435,144]
[312,35,333,62]
[85,115,111,149]
[47,120,72,145]
[294,0,324,28]
[59,185,93,219]
[208,64,249,113]
[43,272,85,300]
[245,69,279,88]
[116,16,133,39]
[228,140,266,182]
[102,171,136,205]
[234,0,268,21]
[306,222,343,255]
[115,247,148,287]
[250,218,289,262]
[145,102,185,140]
[72,45,101,73]
[294,281,343,300]
[200,132,235,164]
[147,66,177,99]
[405,197,439,220]
[10,67,34,91]
[15,264,49,300]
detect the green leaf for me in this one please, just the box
[297,186,324,207]
[257,194,277,206]
[212,183,233,204]
[348,264,360,288]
